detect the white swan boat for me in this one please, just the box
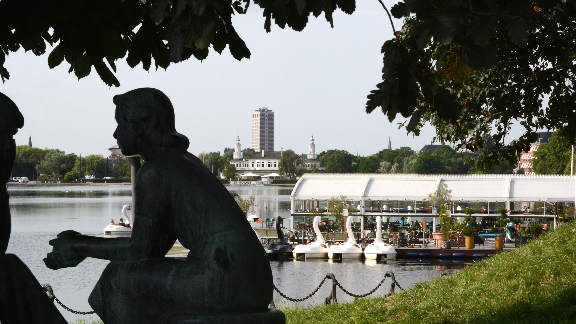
[246,214,259,222]
[364,216,397,260]
[292,216,329,260]
[328,216,363,260]
[103,204,132,235]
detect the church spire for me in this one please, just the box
[233,136,242,160]
[387,137,391,150]
[28,136,32,147]
[307,135,316,160]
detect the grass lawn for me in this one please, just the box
[284,221,576,324]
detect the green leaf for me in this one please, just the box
[48,44,65,69]
[228,28,250,60]
[73,54,91,79]
[152,41,170,69]
[337,0,355,15]
[212,30,227,54]
[0,66,9,82]
[391,2,409,18]
[93,60,120,87]
[232,1,245,14]
[126,49,141,68]
[106,57,117,72]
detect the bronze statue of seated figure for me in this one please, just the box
[44,88,284,323]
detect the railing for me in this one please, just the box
[270,271,404,307]
[44,271,405,316]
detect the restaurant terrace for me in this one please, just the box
[289,174,576,231]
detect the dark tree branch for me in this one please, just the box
[377,0,397,35]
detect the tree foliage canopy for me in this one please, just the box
[533,130,572,175]
[37,150,77,177]
[318,149,357,173]
[278,149,302,180]
[0,0,353,86]
[367,0,576,164]
[222,162,237,180]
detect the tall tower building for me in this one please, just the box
[251,107,274,152]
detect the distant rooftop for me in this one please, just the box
[536,132,552,144]
[233,150,282,160]
[255,107,273,112]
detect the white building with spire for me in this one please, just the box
[303,136,320,170]
[230,136,321,177]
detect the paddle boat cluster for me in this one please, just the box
[265,215,397,261]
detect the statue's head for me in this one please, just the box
[113,88,189,157]
[0,92,24,184]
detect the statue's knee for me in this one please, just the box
[89,262,121,309]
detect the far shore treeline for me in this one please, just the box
[11,146,130,183]
[11,130,573,183]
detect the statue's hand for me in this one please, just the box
[44,230,86,270]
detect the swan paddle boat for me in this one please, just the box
[292,216,329,260]
[103,204,132,235]
[246,214,260,222]
[328,216,363,260]
[364,216,397,260]
[265,216,292,260]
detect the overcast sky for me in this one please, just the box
[1,1,442,157]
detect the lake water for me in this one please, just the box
[6,184,461,322]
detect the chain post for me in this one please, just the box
[324,273,337,305]
[387,271,396,295]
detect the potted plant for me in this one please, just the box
[515,226,528,246]
[494,207,508,250]
[428,183,452,249]
[462,208,477,249]
[528,221,543,239]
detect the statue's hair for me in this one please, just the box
[113,88,189,151]
[0,92,24,136]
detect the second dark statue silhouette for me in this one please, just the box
[44,88,284,323]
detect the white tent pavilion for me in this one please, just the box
[290,174,576,230]
[262,173,280,178]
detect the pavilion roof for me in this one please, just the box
[291,174,575,202]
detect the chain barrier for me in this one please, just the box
[272,275,328,302]
[44,271,404,313]
[272,271,405,306]
[42,284,96,315]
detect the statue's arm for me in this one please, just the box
[70,165,175,261]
